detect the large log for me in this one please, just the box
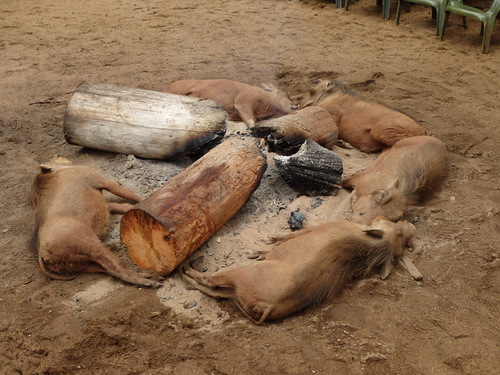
[120,136,267,275]
[63,82,227,159]
[250,106,339,154]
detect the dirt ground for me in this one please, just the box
[1,0,499,374]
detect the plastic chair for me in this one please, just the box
[442,0,500,53]
[344,0,393,20]
[396,0,448,36]
[382,0,393,19]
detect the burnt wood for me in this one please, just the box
[274,138,343,196]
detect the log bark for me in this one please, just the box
[63,82,227,159]
[274,138,343,196]
[250,106,339,154]
[120,136,267,275]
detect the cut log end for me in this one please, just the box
[120,136,267,275]
[120,209,178,275]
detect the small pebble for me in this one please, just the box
[289,210,306,231]
[125,155,136,169]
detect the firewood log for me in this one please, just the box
[120,136,267,275]
[63,82,227,159]
[250,106,339,154]
[274,138,343,196]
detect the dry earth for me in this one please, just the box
[1,0,499,374]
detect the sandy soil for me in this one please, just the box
[1,0,499,374]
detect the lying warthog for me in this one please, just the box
[165,78,298,128]
[30,156,161,287]
[291,80,425,153]
[342,136,449,225]
[182,218,416,324]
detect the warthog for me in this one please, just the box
[165,78,298,128]
[182,218,416,324]
[292,79,425,153]
[30,156,161,287]
[342,135,449,225]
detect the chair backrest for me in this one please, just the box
[402,0,445,7]
[444,0,500,53]
[446,0,500,20]
[488,0,500,15]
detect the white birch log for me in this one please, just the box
[63,82,227,159]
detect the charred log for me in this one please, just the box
[274,138,343,196]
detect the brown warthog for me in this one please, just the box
[342,136,449,225]
[165,78,297,128]
[30,156,161,287]
[292,80,425,153]
[182,218,416,324]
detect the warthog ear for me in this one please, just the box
[302,99,315,108]
[40,155,73,173]
[40,163,54,173]
[40,154,61,172]
[261,83,276,92]
[373,190,392,204]
[363,227,385,238]
[388,177,399,189]
[378,258,394,280]
[324,80,335,91]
